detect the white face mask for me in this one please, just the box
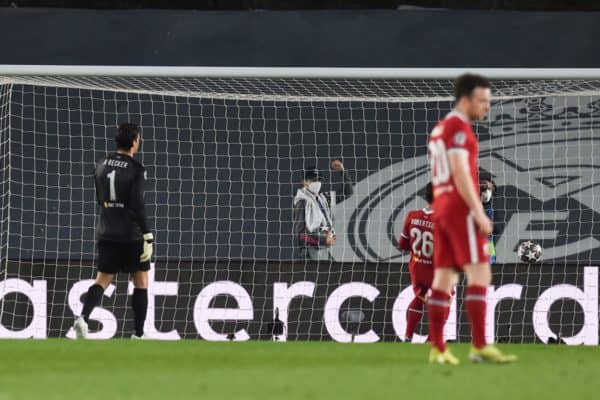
[481,188,492,203]
[308,181,322,194]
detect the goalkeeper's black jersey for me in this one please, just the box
[94,153,149,242]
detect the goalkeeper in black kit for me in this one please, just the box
[73,123,154,339]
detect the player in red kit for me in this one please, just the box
[398,182,436,341]
[427,74,517,365]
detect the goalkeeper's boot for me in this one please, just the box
[428,347,460,365]
[73,316,89,339]
[469,345,517,364]
[131,334,150,340]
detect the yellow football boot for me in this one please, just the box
[429,347,460,365]
[469,345,518,364]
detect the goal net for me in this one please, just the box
[0,68,598,344]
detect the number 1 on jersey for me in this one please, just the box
[107,170,117,201]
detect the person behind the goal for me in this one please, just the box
[479,172,496,264]
[427,74,517,364]
[293,160,353,260]
[73,123,154,339]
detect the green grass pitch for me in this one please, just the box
[0,340,598,400]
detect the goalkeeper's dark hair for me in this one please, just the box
[115,123,141,150]
[424,182,434,204]
[454,73,491,101]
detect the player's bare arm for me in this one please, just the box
[448,152,492,236]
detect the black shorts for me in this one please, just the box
[97,240,150,274]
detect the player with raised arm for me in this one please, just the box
[398,182,437,341]
[427,74,517,364]
[73,123,154,339]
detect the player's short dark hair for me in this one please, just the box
[424,182,434,204]
[115,123,141,150]
[454,73,491,101]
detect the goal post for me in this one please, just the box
[0,66,598,343]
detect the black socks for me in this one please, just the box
[81,284,148,337]
[132,288,148,337]
[81,284,104,323]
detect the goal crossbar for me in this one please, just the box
[0,65,600,79]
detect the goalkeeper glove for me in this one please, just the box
[140,232,154,262]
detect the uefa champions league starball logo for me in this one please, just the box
[332,96,600,263]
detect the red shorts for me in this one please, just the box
[433,210,489,270]
[409,262,434,298]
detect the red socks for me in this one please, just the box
[405,297,425,340]
[466,285,487,349]
[427,289,451,352]
[425,285,487,350]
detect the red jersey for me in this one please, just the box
[428,111,479,215]
[398,208,434,271]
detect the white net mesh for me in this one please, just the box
[0,73,598,343]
